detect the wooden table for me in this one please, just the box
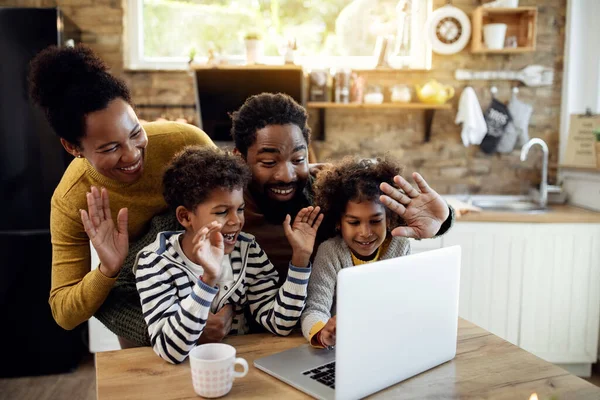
[96,319,600,399]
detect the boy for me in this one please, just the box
[134,146,323,364]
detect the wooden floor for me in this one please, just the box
[1,353,600,400]
[0,353,96,400]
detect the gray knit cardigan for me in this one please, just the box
[300,235,410,340]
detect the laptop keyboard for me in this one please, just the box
[302,361,336,389]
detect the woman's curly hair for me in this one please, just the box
[314,156,404,240]
[28,44,132,145]
[230,92,311,156]
[163,146,252,211]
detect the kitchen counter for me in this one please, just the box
[456,204,600,223]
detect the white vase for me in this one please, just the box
[483,23,507,50]
[245,39,263,65]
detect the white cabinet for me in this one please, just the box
[89,243,121,353]
[440,222,600,373]
[519,225,600,365]
[442,223,525,346]
[409,237,442,254]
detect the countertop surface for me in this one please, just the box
[456,204,600,223]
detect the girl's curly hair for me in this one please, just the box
[314,156,404,240]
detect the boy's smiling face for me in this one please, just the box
[183,187,246,255]
[340,200,388,259]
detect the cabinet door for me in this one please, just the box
[409,237,442,254]
[442,222,527,346]
[519,224,600,364]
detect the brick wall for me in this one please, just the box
[3,0,565,194]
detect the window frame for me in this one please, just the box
[125,0,432,71]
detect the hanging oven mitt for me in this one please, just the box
[508,95,533,148]
[496,121,518,153]
[480,98,512,154]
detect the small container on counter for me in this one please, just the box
[333,69,352,104]
[308,70,331,102]
[364,85,384,104]
[390,84,412,103]
[350,72,365,104]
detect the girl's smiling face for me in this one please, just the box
[340,200,388,259]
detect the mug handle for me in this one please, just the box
[445,86,455,100]
[233,357,249,379]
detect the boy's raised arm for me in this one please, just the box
[245,240,311,336]
[135,251,217,364]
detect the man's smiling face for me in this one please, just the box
[245,123,309,211]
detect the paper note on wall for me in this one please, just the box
[564,114,600,167]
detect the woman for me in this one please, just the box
[29,45,215,346]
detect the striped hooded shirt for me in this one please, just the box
[134,231,311,364]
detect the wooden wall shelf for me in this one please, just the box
[471,46,535,54]
[306,102,452,142]
[471,7,537,54]
[307,102,451,110]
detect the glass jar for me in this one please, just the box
[390,84,411,103]
[364,85,384,104]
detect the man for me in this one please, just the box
[230,93,453,281]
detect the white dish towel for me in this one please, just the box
[455,86,487,146]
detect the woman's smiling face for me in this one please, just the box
[65,98,148,183]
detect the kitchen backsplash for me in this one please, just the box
[10,0,564,194]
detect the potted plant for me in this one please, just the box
[244,32,263,65]
[187,46,197,65]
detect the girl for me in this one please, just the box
[302,156,436,349]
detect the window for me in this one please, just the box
[126,0,432,70]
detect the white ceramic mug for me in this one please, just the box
[483,23,507,50]
[189,343,249,398]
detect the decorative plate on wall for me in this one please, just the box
[426,4,471,55]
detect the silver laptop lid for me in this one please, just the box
[335,245,461,400]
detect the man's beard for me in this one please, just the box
[251,180,311,224]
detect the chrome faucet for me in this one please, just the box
[520,138,549,208]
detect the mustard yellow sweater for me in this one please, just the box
[49,121,214,330]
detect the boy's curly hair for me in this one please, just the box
[314,156,404,240]
[28,45,132,146]
[163,146,251,211]
[230,92,311,156]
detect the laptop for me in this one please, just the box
[254,246,461,400]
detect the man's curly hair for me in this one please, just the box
[230,92,311,156]
[163,146,252,211]
[28,44,132,145]
[314,156,404,240]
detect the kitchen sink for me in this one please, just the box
[447,195,548,213]
[471,199,546,212]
